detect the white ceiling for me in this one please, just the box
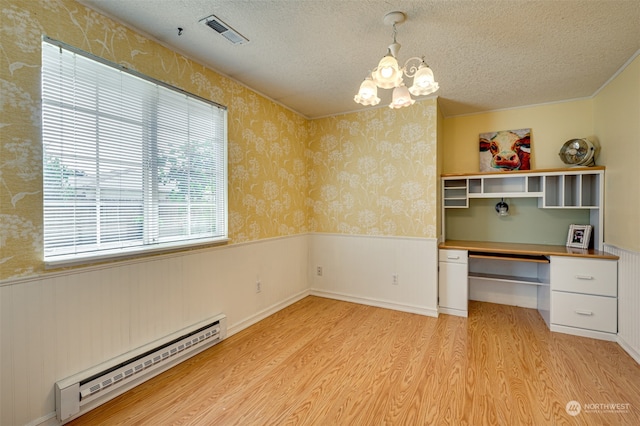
[78,0,640,119]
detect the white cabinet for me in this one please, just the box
[439,249,468,317]
[550,256,618,340]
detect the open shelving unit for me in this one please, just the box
[442,180,469,208]
[541,172,600,208]
[441,167,605,250]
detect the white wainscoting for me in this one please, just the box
[605,244,640,364]
[0,235,309,426]
[308,234,439,317]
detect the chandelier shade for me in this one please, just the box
[372,54,403,89]
[354,11,439,109]
[389,85,415,109]
[353,77,381,106]
[408,63,440,96]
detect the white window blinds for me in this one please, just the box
[41,39,228,266]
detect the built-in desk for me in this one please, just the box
[440,240,618,260]
[438,240,619,341]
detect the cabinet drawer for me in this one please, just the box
[551,257,617,296]
[551,291,616,333]
[439,249,468,264]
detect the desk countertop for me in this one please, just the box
[439,240,619,260]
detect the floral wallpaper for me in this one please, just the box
[0,0,438,281]
[307,102,438,237]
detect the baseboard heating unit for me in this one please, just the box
[56,314,226,423]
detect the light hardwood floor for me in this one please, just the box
[69,296,640,425]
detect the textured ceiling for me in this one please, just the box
[78,0,640,119]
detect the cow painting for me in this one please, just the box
[479,129,531,172]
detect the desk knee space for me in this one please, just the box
[438,242,618,340]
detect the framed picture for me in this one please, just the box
[566,224,592,249]
[479,128,531,172]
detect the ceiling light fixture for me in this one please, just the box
[354,11,439,109]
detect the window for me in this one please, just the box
[41,38,228,267]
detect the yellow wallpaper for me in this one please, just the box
[0,0,439,280]
[308,100,438,238]
[0,0,308,279]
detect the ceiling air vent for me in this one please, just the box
[200,14,249,45]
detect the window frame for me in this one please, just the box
[41,37,228,268]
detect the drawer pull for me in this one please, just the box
[575,310,594,316]
[575,275,594,280]
[447,255,460,260]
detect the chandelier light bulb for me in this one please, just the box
[380,66,394,79]
[353,11,439,108]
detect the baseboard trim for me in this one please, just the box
[439,306,468,318]
[310,289,438,317]
[227,289,311,337]
[550,324,617,342]
[618,335,640,365]
[28,412,57,426]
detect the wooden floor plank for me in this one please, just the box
[69,297,640,425]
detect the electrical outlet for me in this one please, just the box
[392,273,399,285]
[317,266,323,276]
[256,280,262,293]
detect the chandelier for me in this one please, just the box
[354,11,439,109]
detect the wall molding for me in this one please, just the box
[308,232,438,243]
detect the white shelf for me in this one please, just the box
[443,179,469,208]
[443,168,602,209]
[441,167,605,250]
[469,192,543,199]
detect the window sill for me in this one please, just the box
[44,237,230,270]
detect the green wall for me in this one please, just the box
[445,198,591,245]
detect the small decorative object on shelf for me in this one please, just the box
[495,198,509,216]
[559,138,599,167]
[566,224,592,249]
